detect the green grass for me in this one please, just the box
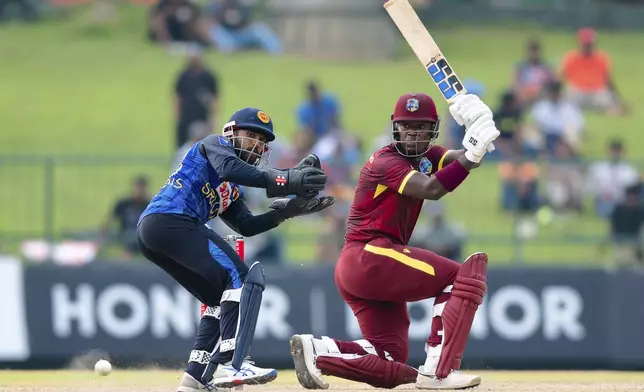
[1,5,644,264]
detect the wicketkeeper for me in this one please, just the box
[136,107,334,391]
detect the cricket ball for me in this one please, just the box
[94,359,112,376]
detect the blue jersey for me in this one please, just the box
[139,135,246,225]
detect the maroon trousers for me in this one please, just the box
[335,239,460,363]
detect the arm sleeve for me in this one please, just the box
[425,145,450,173]
[368,153,418,195]
[199,135,268,188]
[219,199,280,237]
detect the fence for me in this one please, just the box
[1,154,642,265]
[1,259,644,369]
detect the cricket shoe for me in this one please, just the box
[415,366,481,390]
[290,334,329,390]
[210,359,278,389]
[178,372,219,392]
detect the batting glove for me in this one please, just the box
[462,119,500,164]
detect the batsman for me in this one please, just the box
[136,107,334,391]
[290,93,500,390]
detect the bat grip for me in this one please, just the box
[486,142,496,153]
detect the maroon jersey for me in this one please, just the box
[345,144,449,245]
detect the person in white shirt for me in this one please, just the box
[530,81,585,156]
[587,139,639,218]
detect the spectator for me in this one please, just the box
[410,203,465,261]
[442,79,485,150]
[148,0,211,48]
[0,0,36,21]
[529,80,585,157]
[610,183,644,267]
[205,0,283,55]
[173,121,212,171]
[311,132,362,262]
[296,81,341,150]
[561,27,628,116]
[498,160,541,213]
[173,51,219,149]
[543,139,584,213]
[586,139,639,218]
[493,90,525,158]
[102,176,151,260]
[513,39,555,108]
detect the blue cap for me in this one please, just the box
[228,107,275,142]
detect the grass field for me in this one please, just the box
[1,5,644,264]
[2,370,644,392]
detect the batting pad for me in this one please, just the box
[232,261,265,370]
[435,253,487,379]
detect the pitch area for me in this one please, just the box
[2,370,644,391]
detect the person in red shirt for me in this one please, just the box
[289,92,500,390]
[561,27,628,116]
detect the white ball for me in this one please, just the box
[94,359,112,376]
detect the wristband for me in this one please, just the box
[434,160,469,192]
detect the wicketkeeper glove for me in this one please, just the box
[269,196,335,223]
[264,166,328,199]
[294,153,322,170]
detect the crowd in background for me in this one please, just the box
[33,1,633,268]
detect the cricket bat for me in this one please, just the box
[384,0,495,150]
[384,0,465,102]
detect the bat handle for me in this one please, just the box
[486,142,496,153]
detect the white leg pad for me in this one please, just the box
[423,285,452,375]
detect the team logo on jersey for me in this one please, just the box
[406,98,419,112]
[202,181,241,220]
[218,136,231,146]
[257,111,271,124]
[419,157,432,174]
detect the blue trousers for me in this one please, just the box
[209,23,283,54]
[137,213,248,377]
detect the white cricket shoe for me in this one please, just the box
[290,334,329,390]
[211,359,277,389]
[415,366,481,390]
[177,372,212,392]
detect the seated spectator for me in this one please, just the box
[410,203,465,261]
[498,160,541,213]
[296,81,341,150]
[493,90,525,159]
[148,0,211,48]
[173,121,212,171]
[102,176,151,260]
[205,0,283,55]
[610,183,644,267]
[442,79,485,150]
[544,139,584,213]
[586,139,639,218]
[513,39,555,109]
[561,28,628,116]
[529,80,585,157]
